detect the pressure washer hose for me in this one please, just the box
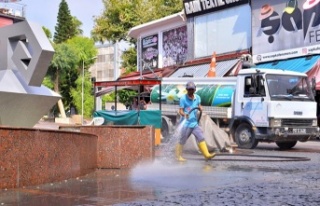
[188,107,202,123]
[184,108,310,162]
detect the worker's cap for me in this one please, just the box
[186,81,196,90]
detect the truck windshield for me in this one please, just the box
[266,74,314,101]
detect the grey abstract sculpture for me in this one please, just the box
[0,20,60,127]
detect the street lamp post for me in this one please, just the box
[81,57,97,125]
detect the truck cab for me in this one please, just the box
[148,68,319,149]
[232,68,319,149]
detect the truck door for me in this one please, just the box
[235,74,269,127]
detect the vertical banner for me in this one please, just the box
[141,34,158,71]
[162,26,188,67]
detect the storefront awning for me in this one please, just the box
[255,55,320,73]
[169,59,241,78]
[95,79,161,97]
[95,67,177,97]
[255,55,320,90]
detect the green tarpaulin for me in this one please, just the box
[94,110,161,128]
[94,110,138,125]
[139,110,161,128]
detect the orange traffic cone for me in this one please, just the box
[207,52,216,77]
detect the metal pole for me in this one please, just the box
[92,77,96,112]
[81,59,84,125]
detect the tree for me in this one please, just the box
[70,71,94,118]
[121,46,137,75]
[53,0,77,43]
[67,36,97,65]
[47,42,79,117]
[67,36,98,116]
[72,16,83,36]
[42,76,54,90]
[47,36,97,117]
[92,0,182,43]
[47,0,97,118]
[118,89,138,107]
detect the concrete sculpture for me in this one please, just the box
[0,20,60,127]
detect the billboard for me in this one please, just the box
[141,34,158,71]
[162,26,188,67]
[252,0,320,63]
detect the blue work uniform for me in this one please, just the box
[179,94,205,145]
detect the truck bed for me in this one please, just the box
[147,103,232,119]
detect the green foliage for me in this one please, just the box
[48,42,79,109]
[91,0,137,43]
[42,26,52,40]
[53,0,77,43]
[47,0,98,117]
[118,89,138,106]
[50,43,79,71]
[72,16,83,36]
[100,90,136,109]
[48,36,97,113]
[121,46,137,74]
[92,0,183,44]
[42,76,54,90]
[66,36,98,65]
[66,36,97,114]
[103,93,115,102]
[70,71,94,118]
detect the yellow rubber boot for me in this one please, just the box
[198,141,216,160]
[175,144,186,162]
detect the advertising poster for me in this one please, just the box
[150,84,235,107]
[141,34,158,71]
[162,26,188,67]
[252,0,320,63]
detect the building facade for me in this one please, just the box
[89,42,123,82]
[128,1,251,78]
[0,2,25,27]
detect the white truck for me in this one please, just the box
[147,68,319,149]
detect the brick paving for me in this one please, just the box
[1,135,320,205]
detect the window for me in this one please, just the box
[243,75,266,97]
[266,74,314,101]
[194,5,251,58]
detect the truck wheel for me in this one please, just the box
[276,141,297,150]
[235,123,258,149]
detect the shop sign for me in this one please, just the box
[183,0,249,18]
[252,0,320,63]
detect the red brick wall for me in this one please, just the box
[0,127,97,189]
[81,125,155,169]
[0,125,155,189]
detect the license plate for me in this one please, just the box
[292,128,306,134]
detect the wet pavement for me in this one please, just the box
[1,140,320,205]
